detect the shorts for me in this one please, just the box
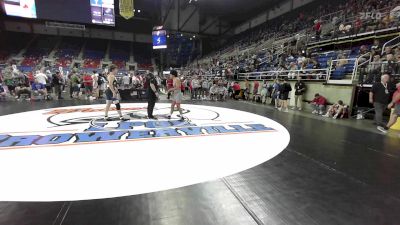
[280,93,289,100]
[7,85,15,92]
[172,91,183,103]
[85,86,93,92]
[394,104,400,116]
[105,88,119,102]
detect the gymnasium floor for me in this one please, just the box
[0,99,399,225]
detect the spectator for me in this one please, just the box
[371,39,382,54]
[201,79,210,100]
[279,78,292,112]
[272,79,281,109]
[232,82,241,100]
[191,76,201,100]
[83,73,93,100]
[311,93,327,115]
[370,74,391,130]
[217,84,228,101]
[379,83,400,133]
[122,74,131,89]
[35,70,47,86]
[70,72,80,99]
[209,83,218,101]
[252,80,260,100]
[323,100,345,119]
[244,79,251,100]
[31,79,48,99]
[92,72,99,99]
[294,76,306,110]
[260,80,269,104]
[52,71,63,100]
[313,19,322,40]
[15,83,31,100]
[0,83,6,99]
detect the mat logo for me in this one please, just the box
[0,104,276,149]
[0,121,275,148]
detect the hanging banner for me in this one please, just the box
[119,0,134,20]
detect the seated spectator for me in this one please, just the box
[31,79,48,99]
[381,46,394,59]
[371,39,382,54]
[310,93,327,115]
[15,83,31,100]
[323,100,346,119]
[287,62,298,79]
[217,85,228,101]
[232,82,241,100]
[336,54,348,68]
[209,83,218,101]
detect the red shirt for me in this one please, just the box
[312,96,327,105]
[233,83,241,91]
[83,75,93,87]
[314,22,321,31]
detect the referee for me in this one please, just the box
[147,70,159,119]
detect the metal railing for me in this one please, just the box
[237,68,329,81]
[358,61,400,84]
[382,35,400,55]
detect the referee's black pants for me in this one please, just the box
[147,96,157,118]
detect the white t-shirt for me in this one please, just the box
[122,76,131,85]
[35,73,47,85]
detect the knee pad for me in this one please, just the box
[115,103,121,110]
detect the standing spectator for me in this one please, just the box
[92,72,99,99]
[279,78,292,112]
[313,19,322,40]
[52,71,63,100]
[244,79,251,100]
[294,76,306,110]
[70,72,80,99]
[122,74,131,89]
[31,79,48,99]
[201,79,210,100]
[191,76,201,100]
[370,74,391,131]
[260,80,269,104]
[83,73,93,100]
[252,80,260,101]
[272,79,281,108]
[310,93,327,115]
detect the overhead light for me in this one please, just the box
[181,34,183,37]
